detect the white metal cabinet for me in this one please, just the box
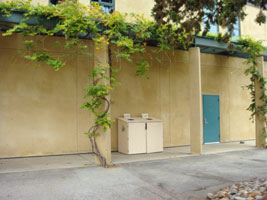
[118,117,163,154]
[146,121,163,153]
[140,118,163,153]
[118,118,146,154]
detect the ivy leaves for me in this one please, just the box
[238,36,267,141]
[81,65,120,136]
[0,0,194,76]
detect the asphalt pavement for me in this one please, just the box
[0,149,266,200]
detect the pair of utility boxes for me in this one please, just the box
[118,116,163,154]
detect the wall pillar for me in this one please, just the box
[189,47,203,155]
[255,56,266,147]
[93,40,112,164]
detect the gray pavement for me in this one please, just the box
[0,141,256,174]
[112,141,256,164]
[0,149,267,200]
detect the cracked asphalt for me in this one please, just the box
[0,149,266,200]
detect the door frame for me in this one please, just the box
[202,94,221,144]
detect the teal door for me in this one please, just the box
[203,95,220,143]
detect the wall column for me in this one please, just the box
[255,56,266,147]
[93,40,112,164]
[189,47,203,155]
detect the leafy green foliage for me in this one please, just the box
[237,36,267,142]
[0,0,194,73]
[152,0,266,42]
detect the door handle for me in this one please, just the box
[204,118,208,125]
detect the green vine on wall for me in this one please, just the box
[81,63,119,166]
[237,37,267,144]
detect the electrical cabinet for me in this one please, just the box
[118,117,163,154]
[142,118,163,153]
[118,118,146,154]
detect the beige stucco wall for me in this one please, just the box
[115,0,154,19]
[0,34,93,158]
[241,6,267,46]
[265,62,267,78]
[201,54,255,142]
[0,32,260,157]
[110,48,255,151]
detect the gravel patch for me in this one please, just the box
[207,179,267,200]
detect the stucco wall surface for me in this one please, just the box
[264,62,267,79]
[110,48,255,151]
[115,0,154,19]
[0,34,93,158]
[201,54,255,142]
[241,6,267,46]
[0,33,258,157]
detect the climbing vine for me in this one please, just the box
[0,0,266,166]
[237,37,267,144]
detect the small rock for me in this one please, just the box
[221,198,229,200]
[225,192,231,198]
[255,195,263,200]
[230,189,237,195]
[217,191,226,198]
[238,190,248,197]
[259,187,265,191]
[207,193,213,199]
[234,197,245,200]
[249,190,262,197]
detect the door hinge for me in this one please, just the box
[145,123,147,130]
